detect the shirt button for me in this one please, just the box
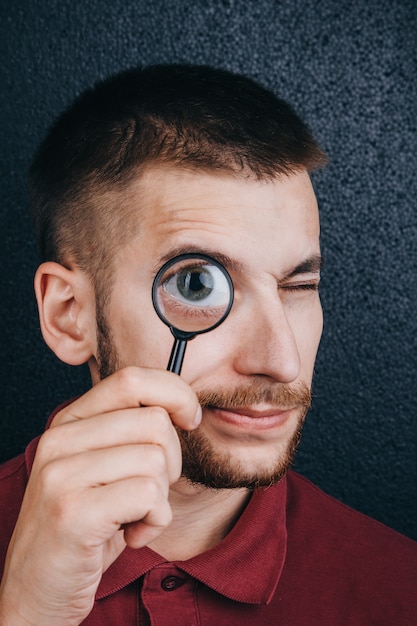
[161,575,184,591]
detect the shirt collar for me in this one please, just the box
[97,477,287,604]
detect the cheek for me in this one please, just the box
[293,299,323,364]
[181,300,324,382]
[179,326,229,380]
[109,300,175,369]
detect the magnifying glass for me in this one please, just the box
[152,253,234,375]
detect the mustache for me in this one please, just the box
[196,381,311,410]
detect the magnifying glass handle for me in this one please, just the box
[167,338,188,375]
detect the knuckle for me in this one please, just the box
[147,445,167,476]
[140,476,164,505]
[115,366,140,391]
[35,428,62,464]
[147,405,171,429]
[36,461,82,527]
[37,457,66,494]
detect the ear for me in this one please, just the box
[34,262,97,366]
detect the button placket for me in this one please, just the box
[161,575,185,591]
[142,565,199,625]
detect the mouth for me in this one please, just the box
[204,404,298,431]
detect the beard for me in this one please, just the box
[96,311,311,491]
[179,382,310,490]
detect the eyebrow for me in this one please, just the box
[154,244,245,274]
[154,245,322,279]
[283,253,323,279]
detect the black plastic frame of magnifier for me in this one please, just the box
[152,253,234,375]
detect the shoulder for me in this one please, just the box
[281,471,417,618]
[286,469,417,555]
[258,472,417,624]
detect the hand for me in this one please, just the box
[0,366,201,625]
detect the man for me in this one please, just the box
[0,65,416,625]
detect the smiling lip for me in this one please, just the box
[205,405,297,431]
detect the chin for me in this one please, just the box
[178,426,302,490]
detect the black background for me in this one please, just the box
[1,0,416,540]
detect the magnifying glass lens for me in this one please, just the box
[152,253,234,374]
[155,257,232,333]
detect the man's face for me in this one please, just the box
[95,167,323,489]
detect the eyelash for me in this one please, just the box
[163,300,225,318]
[280,282,320,292]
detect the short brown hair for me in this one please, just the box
[29,64,327,297]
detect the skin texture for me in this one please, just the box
[0,168,322,625]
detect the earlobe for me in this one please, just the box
[34,262,97,366]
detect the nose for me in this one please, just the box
[231,293,301,383]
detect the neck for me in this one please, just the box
[148,479,251,561]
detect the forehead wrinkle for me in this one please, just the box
[151,208,234,237]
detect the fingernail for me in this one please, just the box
[193,405,202,427]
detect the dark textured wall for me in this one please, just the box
[1,0,416,540]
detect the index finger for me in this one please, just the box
[53,366,202,431]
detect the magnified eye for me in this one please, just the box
[153,253,234,335]
[164,264,229,307]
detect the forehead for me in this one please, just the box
[126,167,320,276]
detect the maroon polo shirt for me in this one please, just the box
[1,410,417,625]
